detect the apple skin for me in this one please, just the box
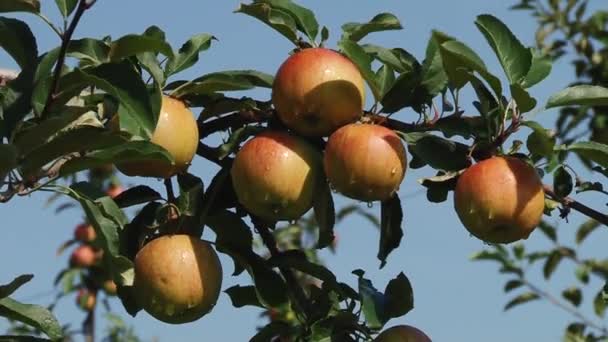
[231,131,321,221]
[106,184,124,198]
[74,223,96,242]
[375,325,432,342]
[324,124,406,202]
[70,245,99,268]
[102,279,117,296]
[116,95,199,179]
[272,48,365,137]
[76,289,96,311]
[454,156,545,244]
[134,235,223,324]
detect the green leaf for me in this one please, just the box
[59,140,174,176]
[165,33,215,77]
[538,221,557,242]
[522,120,555,157]
[224,285,264,308]
[504,292,540,311]
[378,194,403,268]
[109,34,173,61]
[380,68,422,113]
[420,32,449,101]
[354,271,385,329]
[262,0,319,42]
[250,322,292,342]
[338,39,381,101]
[383,272,414,319]
[268,250,340,291]
[475,14,532,84]
[562,141,608,168]
[170,70,273,98]
[575,219,600,245]
[199,95,259,122]
[594,289,607,317]
[470,250,508,264]
[401,132,471,171]
[0,0,40,14]
[521,50,552,88]
[362,44,419,73]
[504,279,524,292]
[376,64,395,98]
[0,17,38,70]
[137,26,167,86]
[313,173,335,249]
[0,297,62,340]
[510,84,537,113]
[235,2,298,45]
[216,125,264,160]
[67,38,110,65]
[553,166,573,198]
[0,274,33,299]
[575,264,590,284]
[562,287,582,307]
[176,173,204,217]
[112,185,162,208]
[546,85,608,108]
[341,12,402,42]
[54,0,77,18]
[543,249,563,279]
[0,143,18,179]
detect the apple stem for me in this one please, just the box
[543,184,608,226]
[164,178,176,203]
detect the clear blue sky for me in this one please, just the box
[2,1,607,341]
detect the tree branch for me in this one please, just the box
[544,184,608,226]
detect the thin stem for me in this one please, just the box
[543,184,608,226]
[164,178,175,203]
[82,308,95,342]
[35,13,63,38]
[39,0,91,120]
[522,278,608,334]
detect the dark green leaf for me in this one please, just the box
[59,140,174,176]
[562,141,608,168]
[475,14,532,84]
[0,274,33,299]
[313,173,335,249]
[470,250,508,264]
[0,143,17,179]
[575,264,590,284]
[538,221,557,242]
[510,84,537,113]
[165,34,215,77]
[0,297,62,340]
[216,125,264,160]
[112,185,162,208]
[380,68,421,113]
[54,0,77,18]
[341,12,402,42]
[354,271,385,329]
[268,250,339,291]
[338,39,381,101]
[420,32,449,101]
[575,219,600,245]
[0,0,39,13]
[543,249,563,279]
[376,64,395,98]
[235,3,298,45]
[504,292,540,311]
[401,132,471,171]
[66,38,110,66]
[362,44,419,73]
[177,173,204,217]
[546,85,608,108]
[418,170,461,203]
[562,287,582,307]
[198,95,259,121]
[384,272,414,319]
[378,194,403,268]
[521,50,552,88]
[170,70,273,98]
[262,0,319,42]
[553,166,574,198]
[250,322,292,342]
[0,17,38,70]
[224,285,264,308]
[522,120,555,157]
[504,279,524,292]
[594,289,607,317]
[109,34,173,61]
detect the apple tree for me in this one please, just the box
[1,0,608,341]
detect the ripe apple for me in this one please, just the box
[375,325,432,342]
[272,48,365,137]
[454,156,545,244]
[231,131,322,221]
[324,124,406,202]
[73,223,96,242]
[70,245,100,268]
[134,234,223,324]
[115,95,199,178]
[76,289,97,312]
[102,279,117,296]
[106,184,124,198]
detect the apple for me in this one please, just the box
[324,124,406,201]
[73,223,96,242]
[70,245,100,268]
[231,131,321,221]
[454,156,545,244]
[375,325,432,342]
[76,289,96,312]
[115,95,199,178]
[102,279,117,296]
[106,184,124,198]
[134,234,223,324]
[272,48,365,137]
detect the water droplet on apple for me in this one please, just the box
[390,168,397,175]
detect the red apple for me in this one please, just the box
[70,245,100,268]
[375,325,432,342]
[454,156,545,244]
[324,124,406,201]
[73,223,96,242]
[231,131,322,221]
[272,48,365,137]
[76,289,96,311]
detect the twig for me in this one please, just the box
[83,308,95,342]
[543,184,608,226]
[164,178,175,203]
[39,0,92,120]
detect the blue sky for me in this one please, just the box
[2,1,608,341]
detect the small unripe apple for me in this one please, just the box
[73,223,96,242]
[134,235,223,324]
[454,156,545,244]
[115,95,199,179]
[375,325,432,342]
[70,245,100,268]
[231,131,321,221]
[324,124,406,202]
[102,279,117,296]
[272,48,365,137]
[76,289,97,312]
